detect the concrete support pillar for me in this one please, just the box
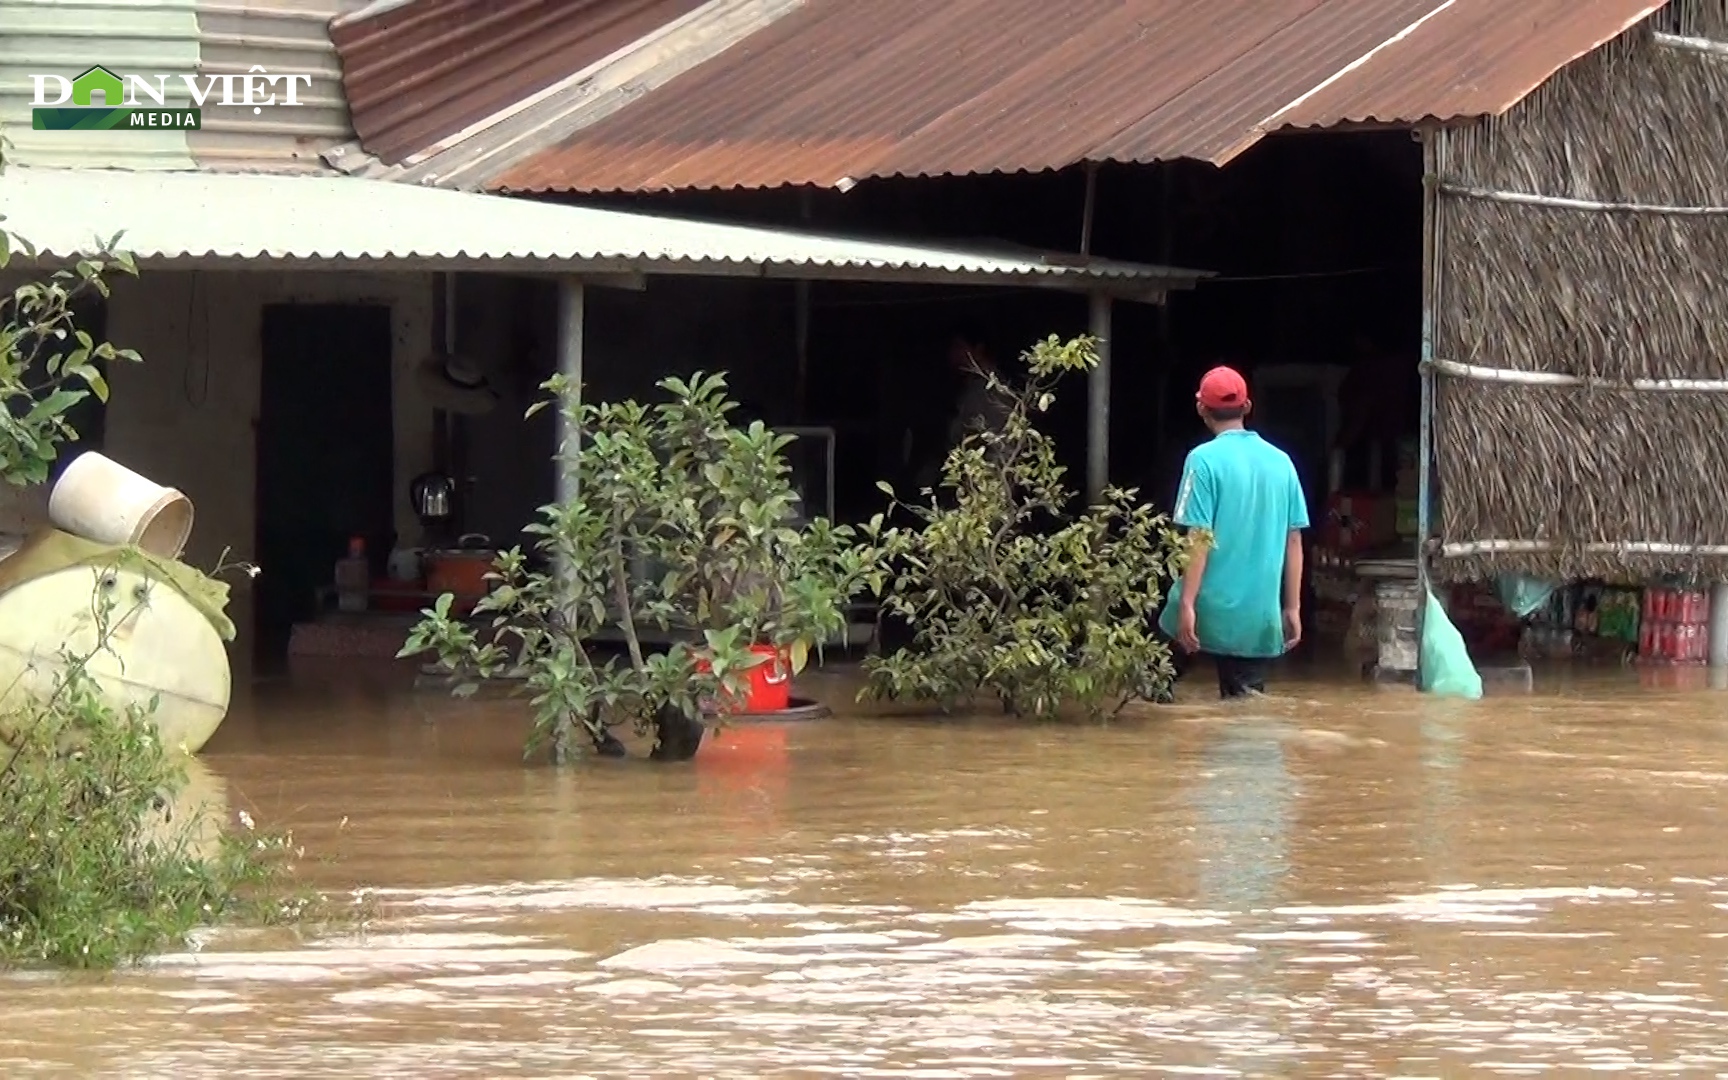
[550,276,586,763]
[1086,291,1112,504]
[554,277,584,507]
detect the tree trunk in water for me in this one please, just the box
[648,705,705,762]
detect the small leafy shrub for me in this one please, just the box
[0,221,142,486]
[0,216,307,969]
[860,335,1186,718]
[403,372,875,763]
[0,638,297,969]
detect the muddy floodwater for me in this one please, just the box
[5,661,1728,1077]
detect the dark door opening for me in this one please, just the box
[255,304,396,668]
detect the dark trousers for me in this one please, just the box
[1155,627,1271,699]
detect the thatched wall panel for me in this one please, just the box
[1435,379,1728,582]
[1443,35,1728,210]
[1433,0,1728,579]
[1441,199,1728,381]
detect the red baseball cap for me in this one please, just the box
[1197,366,1249,411]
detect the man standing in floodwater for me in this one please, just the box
[912,330,1013,491]
[945,332,1012,451]
[1157,366,1309,699]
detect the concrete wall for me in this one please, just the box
[446,273,555,552]
[1,259,1066,667]
[0,268,438,659]
[0,263,805,664]
[447,273,804,549]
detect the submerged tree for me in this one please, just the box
[403,371,875,764]
[859,334,1186,719]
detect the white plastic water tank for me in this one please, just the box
[0,560,232,754]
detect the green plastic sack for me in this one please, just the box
[1419,588,1482,700]
[1495,573,1560,620]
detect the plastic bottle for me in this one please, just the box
[335,535,370,614]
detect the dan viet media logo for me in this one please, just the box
[30,64,314,131]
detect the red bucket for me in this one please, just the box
[694,643,792,714]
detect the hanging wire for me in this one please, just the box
[182,270,210,407]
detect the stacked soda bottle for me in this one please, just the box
[1639,586,1711,664]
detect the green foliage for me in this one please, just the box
[0,571,301,970]
[0,214,303,969]
[0,217,143,487]
[402,371,876,762]
[0,668,296,968]
[859,334,1186,719]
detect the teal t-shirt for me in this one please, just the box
[1158,429,1309,659]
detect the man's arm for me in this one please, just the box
[1281,457,1310,643]
[1181,531,1212,614]
[1172,455,1216,639]
[1282,529,1303,614]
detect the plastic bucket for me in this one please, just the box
[47,451,193,560]
[695,643,792,714]
[1374,579,1421,673]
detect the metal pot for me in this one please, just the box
[425,535,496,614]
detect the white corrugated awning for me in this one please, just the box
[0,167,1205,295]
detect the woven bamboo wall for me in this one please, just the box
[1433,0,1728,581]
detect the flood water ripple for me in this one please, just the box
[3,666,1726,1077]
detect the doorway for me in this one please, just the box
[255,304,396,667]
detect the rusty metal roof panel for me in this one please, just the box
[488,0,1440,193]
[321,0,804,190]
[489,0,1671,195]
[1277,0,1668,130]
[331,0,708,166]
[1088,0,1444,164]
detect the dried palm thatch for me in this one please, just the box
[1433,0,1728,582]
[1436,379,1728,581]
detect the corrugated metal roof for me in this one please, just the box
[0,0,360,174]
[0,0,200,170]
[0,166,1206,290]
[487,0,1672,194]
[1276,0,1666,131]
[321,0,804,190]
[190,0,358,173]
[329,0,711,167]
